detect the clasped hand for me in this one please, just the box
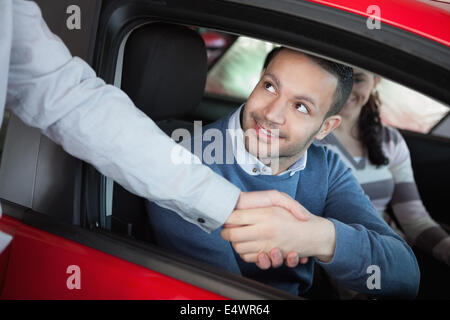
[223,191,336,269]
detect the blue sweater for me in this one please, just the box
[146,113,420,297]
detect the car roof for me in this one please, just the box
[306,0,450,47]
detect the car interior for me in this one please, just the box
[97,21,450,299]
[111,22,207,241]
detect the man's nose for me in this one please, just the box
[263,98,286,126]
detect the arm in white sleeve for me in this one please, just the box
[6,0,241,232]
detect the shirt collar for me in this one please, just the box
[227,104,307,176]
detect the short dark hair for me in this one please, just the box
[263,47,353,117]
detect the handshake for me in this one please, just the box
[221,191,337,269]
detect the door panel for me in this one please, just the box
[401,130,450,226]
[0,215,225,300]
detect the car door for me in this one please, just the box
[0,209,226,299]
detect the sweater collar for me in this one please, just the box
[226,104,307,176]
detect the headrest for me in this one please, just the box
[121,23,207,121]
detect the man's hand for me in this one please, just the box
[256,249,308,270]
[222,206,336,264]
[233,191,310,222]
[227,191,310,269]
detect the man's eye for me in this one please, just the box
[264,82,275,93]
[296,103,308,114]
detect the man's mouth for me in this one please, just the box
[254,121,280,141]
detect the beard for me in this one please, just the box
[278,126,320,158]
[243,110,323,172]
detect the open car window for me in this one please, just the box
[203,31,449,135]
[102,23,448,300]
[377,79,449,134]
[205,35,278,100]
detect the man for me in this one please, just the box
[146,47,420,297]
[0,0,307,258]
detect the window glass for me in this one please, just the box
[377,79,449,134]
[430,114,450,138]
[198,28,235,68]
[204,31,449,134]
[205,36,277,99]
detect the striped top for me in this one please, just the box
[316,126,449,260]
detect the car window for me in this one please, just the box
[204,35,278,100]
[377,79,449,134]
[203,32,449,135]
[106,24,449,300]
[430,113,450,139]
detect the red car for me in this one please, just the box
[0,0,449,300]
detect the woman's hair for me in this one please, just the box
[358,90,389,167]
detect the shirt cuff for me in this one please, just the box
[190,176,241,233]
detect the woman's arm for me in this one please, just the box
[385,127,450,265]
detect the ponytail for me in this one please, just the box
[358,91,389,167]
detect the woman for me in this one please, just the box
[317,68,450,267]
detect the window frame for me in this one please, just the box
[83,0,450,299]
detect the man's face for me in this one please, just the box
[242,49,338,170]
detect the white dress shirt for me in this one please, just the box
[228,105,307,176]
[0,0,240,250]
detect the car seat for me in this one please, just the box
[111,22,208,240]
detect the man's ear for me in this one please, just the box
[315,115,341,140]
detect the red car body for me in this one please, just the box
[308,0,450,46]
[0,215,224,299]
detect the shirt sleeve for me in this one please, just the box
[5,0,241,232]
[385,127,450,262]
[316,149,420,298]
